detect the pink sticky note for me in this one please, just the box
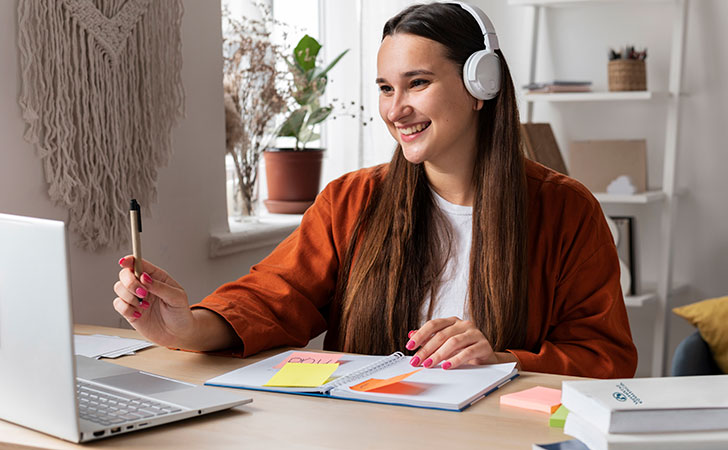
[499,386,562,414]
[273,352,343,369]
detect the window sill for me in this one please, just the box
[209,213,303,258]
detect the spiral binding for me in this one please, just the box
[324,352,405,391]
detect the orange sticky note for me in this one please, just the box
[349,369,421,392]
[499,386,562,414]
[273,352,343,369]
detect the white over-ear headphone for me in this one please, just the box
[451,2,502,100]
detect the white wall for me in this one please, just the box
[0,0,273,328]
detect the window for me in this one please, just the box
[222,0,321,219]
[222,0,411,222]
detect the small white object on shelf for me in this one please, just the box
[607,175,637,195]
[619,260,632,297]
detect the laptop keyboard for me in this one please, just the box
[77,381,183,426]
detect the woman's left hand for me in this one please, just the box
[405,317,509,370]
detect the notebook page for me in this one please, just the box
[332,357,517,410]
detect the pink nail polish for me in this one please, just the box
[408,330,416,338]
[410,356,420,367]
[133,311,142,318]
[140,300,150,309]
[141,272,153,284]
[442,361,452,370]
[118,257,125,266]
[406,339,416,350]
[423,358,433,368]
[135,287,147,298]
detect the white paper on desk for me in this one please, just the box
[74,334,153,359]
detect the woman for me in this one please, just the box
[114,2,637,378]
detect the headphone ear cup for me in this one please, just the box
[462,50,501,100]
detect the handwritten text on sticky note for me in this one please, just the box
[264,363,339,388]
[349,369,421,392]
[273,352,344,369]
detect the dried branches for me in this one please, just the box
[222,4,291,216]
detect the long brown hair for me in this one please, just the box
[336,3,529,355]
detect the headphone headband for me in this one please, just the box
[444,1,502,100]
[450,1,499,53]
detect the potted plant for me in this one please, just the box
[222,5,291,221]
[263,35,349,214]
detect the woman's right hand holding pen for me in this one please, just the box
[113,256,241,351]
[114,256,196,348]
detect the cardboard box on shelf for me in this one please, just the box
[569,140,647,193]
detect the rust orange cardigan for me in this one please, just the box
[194,160,638,378]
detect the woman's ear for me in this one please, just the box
[474,99,484,111]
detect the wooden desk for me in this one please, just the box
[0,325,578,449]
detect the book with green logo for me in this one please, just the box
[562,376,728,434]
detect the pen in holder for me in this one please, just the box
[608,45,647,92]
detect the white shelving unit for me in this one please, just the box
[625,292,657,308]
[510,0,673,6]
[510,0,688,376]
[523,91,657,102]
[593,191,666,205]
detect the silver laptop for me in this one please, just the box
[0,213,252,442]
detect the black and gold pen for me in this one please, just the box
[129,199,143,305]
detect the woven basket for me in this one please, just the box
[608,59,646,91]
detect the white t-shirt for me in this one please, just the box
[419,190,473,326]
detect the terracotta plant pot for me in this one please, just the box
[263,148,324,214]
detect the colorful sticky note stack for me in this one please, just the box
[549,404,569,428]
[499,386,562,414]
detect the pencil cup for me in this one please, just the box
[608,59,646,91]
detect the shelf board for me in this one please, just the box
[625,292,657,308]
[522,91,655,102]
[594,191,666,204]
[624,284,689,308]
[509,0,670,6]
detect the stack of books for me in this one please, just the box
[560,376,728,450]
[524,81,592,93]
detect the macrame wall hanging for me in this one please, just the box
[17,0,184,250]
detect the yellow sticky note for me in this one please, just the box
[263,363,339,388]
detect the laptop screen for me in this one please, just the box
[0,213,81,442]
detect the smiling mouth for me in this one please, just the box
[399,122,431,136]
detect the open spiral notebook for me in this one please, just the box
[205,350,518,411]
